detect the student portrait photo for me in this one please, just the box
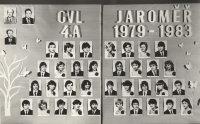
[55,99,67,115]
[46,79,58,97]
[71,99,83,116]
[105,79,117,96]
[80,41,92,58]
[63,79,76,97]
[4,7,17,24]
[63,41,75,59]
[71,60,84,77]
[147,98,159,115]
[54,60,66,78]
[88,60,100,77]
[20,99,33,115]
[155,41,167,58]
[29,80,42,96]
[130,60,142,77]
[80,79,93,96]
[197,98,200,106]
[46,41,58,59]
[138,41,150,58]
[130,98,142,115]
[114,98,126,116]
[22,7,34,24]
[121,79,134,96]
[164,60,176,77]
[164,98,176,115]
[121,41,134,58]
[37,61,50,77]
[139,79,151,96]
[173,79,185,95]
[38,99,50,116]
[147,60,159,77]
[4,28,16,45]
[88,99,101,116]
[113,60,125,76]
[181,98,193,115]
[156,79,168,96]
[105,41,117,59]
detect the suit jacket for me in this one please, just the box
[37,72,50,77]
[164,109,176,114]
[88,109,100,115]
[155,50,167,57]
[63,90,76,96]
[46,53,58,58]
[173,89,185,95]
[5,16,17,24]
[54,108,67,115]
[147,70,159,76]
[130,109,143,114]
[71,71,84,76]
[105,90,117,96]
[113,71,125,76]
[122,52,134,57]
[5,37,16,45]
[22,17,34,24]
[80,52,92,58]
[29,90,42,96]
[139,90,151,96]
[20,109,33,115]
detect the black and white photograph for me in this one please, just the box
[105,41,117,59]
[88,99,101,116]
[37,60,50,78]
[4,28,16,45]
[4,7,17,24]
[80,41,92,58]
[46,79,58,97]
[54,60,66,78]
[121,79,134,96]
[147,60,159,77]
[114,98,126,116]
[139,79,151,96]
[173,79,185,95]
[71,60,84,77]
[138,41,150,58]
[113,60,125,76]
[156,79,168,96]
[20,99,33,116]
[164,98,176,115]
[29,80,42,97]
[46,41,59,59]
[147,98,159,115]
[80,79,93,97]
[63,79,76,97]
[63,41,75,59]
[88,60,101,77]
[130,60,142,77]
[130,98,143,115]
[181,98,193,115]
[22,7,35,24]
[121,41,134,58]
[38,99,50,116]
[164,60,176,77]
[105,79,117,96]
[71,99,83,116]
[54,98,67,116]
[155,41,167,58]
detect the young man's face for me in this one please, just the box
[167,103,173,110]
[116,103,122,108]
[91,103,98,110]
[25,10,32,18]
[59,104,65,109]
[150,64,157,71]
[7,9,13,17]
[142,84,147,91]
[7,31,13,38]
[107,84,113,90]
[124,45,132,53]
[24,104,30,110]
[48,45,56,53]
[40,65,46,72]
[158,46,164,52]
[116,63,123,71]
[175,83,182,90]
[66,83,73,91]
[33,83,39,90]
[132,103,139,109]
[83,47,90,53]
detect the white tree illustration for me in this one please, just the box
[0,50,31,116]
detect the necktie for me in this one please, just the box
[68,93,70,96]
[144,92,145,96]
[92,110,95,114]
[51,54,53,58]
[42,73,44,77]
[179,90,181,95]
[109,90,111,95]
[25,111,27,115]
[85,53,87,58]
[9,18,11,23]
[28,18,30,24]
[34,92,37,96]
[170,110,173,114]
[118,72,120,76]
[154,71,157,76]
[127,54,129,57]
[60,110,62,115]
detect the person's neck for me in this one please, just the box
[33,89,38,92]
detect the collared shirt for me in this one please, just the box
[117,71,121,76]
[134,109,138,114]
[33,90,38,96]
[59,109,63,115]
[126,52,131,57]
[84,52,89,58]
[26,18,31,24]
[75,70,80,76]
[108,90,113,95]
[143,91,147,96]
[152,70,158,76]
[66,90,72,96]
[50,53,55,58]
[24,109,29,115]
[160,51,164,56]
[41,72,45,77]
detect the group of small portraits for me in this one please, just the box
[105,41,167,58]
[37,60,100,78]
[20,98,101,116]
[105,79,186,97]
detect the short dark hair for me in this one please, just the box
[48,42,56,48]
[57,99,65,107]
[90,100,98,108]
[22,100,30,108]
[25,8,32,14]
[72,99,82,105]
[123,42,132,51]
[73,61,81,72]
[122,80,132,91]
[131,99,139,107]
[89,61,98,72]
[106,81,114,87]
[81,80,91,90]
[174,80,182,86]
[157,41,165,50]
[6,29,13,34]
[164,60,174,71]
[148,99,157,105]
[182,98,192,109]
[149,60,157,67]
[166,99,174,106]
[65,80,73,87]
[56,61,65,71]
[82,42,90,50]
[39,62,47,69]
[131,60,141,68]
[140,42,148,51]
[47,80,56,90]
[64,43,74,53]
[30,80,39,91]
[140,81,149,90]
[115,61,123,71]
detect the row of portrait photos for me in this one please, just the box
[20,98,100,116]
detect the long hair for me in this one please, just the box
[115,61,123,71]
[81,80,91,90]
[182,98,192,109]
[156,80,168,95]
[89,61,98,72]
[106,42,116,51]
[73,61,81,72]
[30,80,39,91]
[56,61,65,71]
[164,60,174,71]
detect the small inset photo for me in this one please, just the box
[147,98,159,115]
[54,98,67,116]
[172,79,185,95]
[37,60,50,78]
[164,98,176,115]
[164,60,176,77]
[63,41,75,59]
[22,7,35,24]
[147,60,159,77]
[139,79,151,96]
[105,79,117,97]
[121,41,134,58]
[38,99,50,116]
[155,41,167,58]
[181,98,193,115]
[80,41,92,58]
[46,41,59,59]
[121,79,134,96]
[105,41,117,59]
[156,79,168,96]
[88,99,101,116]
[130,98,143,115]
[114,98,126,116]
[71,60,84,77]
[29,80,42,97]
[80,79,93,97]
[54,60,66,78]
[130,60,142,77]
[4,28,16,45]
[20,99,33,116]
[88,60,101,77]
[71,99,83,116]
[4,7,17,24]
[138,41,150,58]
[63,79,76,97]
[46,79,58,97]
[113,60,125,76]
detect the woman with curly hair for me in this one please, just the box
[55,61,66,78]
[130,60,142,77]
[139,42,150,58]
[81,80,92,96]
[38,99,50,116]
[182,98,193,115]
[105,42,116,58]
[164,60,176,77]
[115,98,125,115]
[88,61,100,77]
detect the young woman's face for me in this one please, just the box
[132,63,139,70]
[150,103,155,109]
[166,64,172,70]
[92,64,98,71]
[116,63,123,71]
[182,101,189,109]
[140,44,147,52]
[49,84,55,90]
[67,47,72,53]
[58,64,65,71]
[116,103,122,108]
[84,82,90,89]
[74,104,80,110]
[40,104,47,110]
[75,64,80,71]
[124,86,130,91]
[157,84,163,90]
[106,44,112,52]
[33,83,39,90]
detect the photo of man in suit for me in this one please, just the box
[4,8,17,24]
[63,80,76,96]
[121,42,134,58]
[22,8,34,24]
[37,62,50,77]
[55,99,67,115]
[155,41,167,57]
[173,80,185,95]
[139,81,151,96]
[46,42,58,58]
[88,100,100,115]
[164,99,176,114]
[80,42,92,58]
[105,80,117,96]
[29,80,42,96]
[20,100,33,115]
[5,29,16,45]
[113,61,125,76]
[147,60,159,77]
[130,99,142,115]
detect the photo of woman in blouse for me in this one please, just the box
[182,98,193,115]
[105,42,116,58]
[88,61,100,77]
[139,42,150,58]
[114,98,125,115]
[156,80,168,96]
[71,99,83,116]
[164,60,176,77]
[81,80,92,96]
[148,99,158,115]
[55,61,66,78]
[46,80,57,97]
[130,60,142,77]
[38,99,50,116]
